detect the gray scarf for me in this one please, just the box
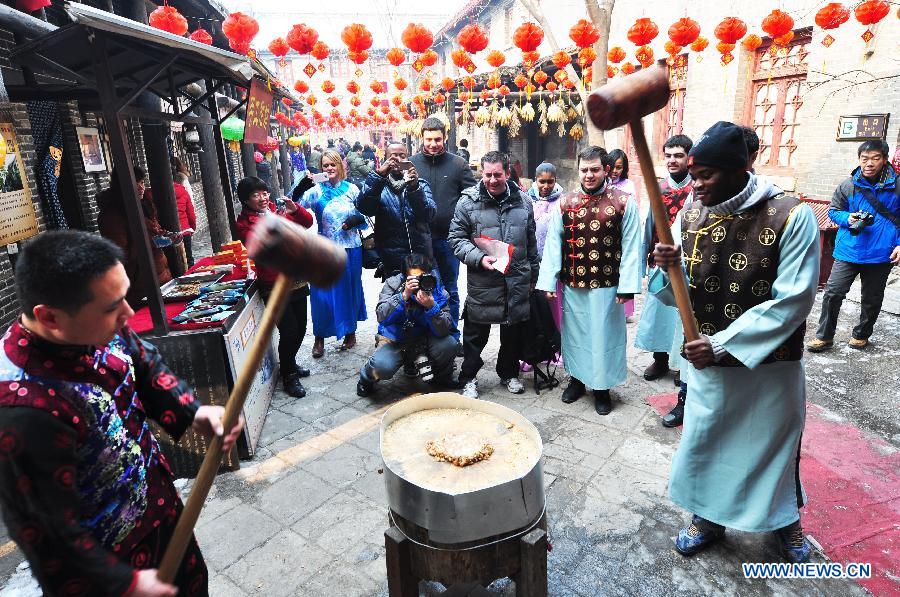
[386,172,409,195]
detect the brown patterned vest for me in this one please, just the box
[648,178,693,267]
[680,194,805,367]
[559,187,628,289]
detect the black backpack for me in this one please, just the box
[520,290,562,394]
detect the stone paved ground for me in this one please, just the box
[1,264,896,597]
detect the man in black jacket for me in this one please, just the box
[411,117,476,342]
[449,151,539,399]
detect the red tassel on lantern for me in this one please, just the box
[287,24,319,55]
[458,23,490,54]
[149,6,188,37]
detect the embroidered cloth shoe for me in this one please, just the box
[502,378,525,394]
[675,515,725,556]
[777,525,811,563]
[806,338,833,353]
[561,378,585,404]
[462,380,479,399]
[848,337,868,350]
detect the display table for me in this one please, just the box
[133,257,278,477]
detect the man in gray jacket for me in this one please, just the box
[449,151,539,398]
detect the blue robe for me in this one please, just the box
[536,196,641,390]
[651,185,820,532]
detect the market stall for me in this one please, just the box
[6,2,297,474]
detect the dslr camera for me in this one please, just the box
[849,211,875,235]
[407,272,437,293]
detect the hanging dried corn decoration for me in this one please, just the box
[538,96,549,135]
[508,105,522,138]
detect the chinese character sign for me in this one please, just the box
[244,78,273,145]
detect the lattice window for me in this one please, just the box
[655,54,688,159]
[746,29,810,173]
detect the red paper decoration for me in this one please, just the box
[286,24,318,55]
[635,45,654,67]
[762,10,794,39]
[310,41,329,61]
[434,93,446,105]
[452,49,472,68]
[486,50,506,68]
[742,34,763,51]
[459,91,472,103]
[441,77,456,92]
[294,80,309,94]
[607,46,626,63]
[579,47,597,66]
[348,50,369,65]
[607,65,616,79]
[419,79,433,92]
[458,23,489,54]
[552,50,571,70]
[522,51,541,67]
[341,24,373,53]
[513,23,544,52]
[569,19,600,48]
[268,37,290,59]
[514,73,529,88]
[815,4,850,29]
[664,41,682,57]
[280,97,293,107]
[321,80,335,94]
[691,37,709,52]
[222,12,259,53]
[328,97,340,107]
[370,81,385,94]
[370,97,381,107]
[350,96,361,107]
[714,17,747,44]
[553,69,568,83]
[627,18,658,46]
[533,70,548,85]
[668,17,700,47]
[420,49,439,67]
[461,76,476,89]
[716,41,736,53]
[402,23,433,53]
[621,62,636,75]
[546,81,558,92]
[343,81,357,94]
[149,6,188,37]
[189,29,213,45]
[498,85,510,96]
[391,95,403,107]
[773,31,794,46]
[485,73,500,89]
[386,47,406,66]
[306,94,317,106]
[855,0,889,24]
[394,78,408,90]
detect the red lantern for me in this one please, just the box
[664,41,682,57]
[579,47,597,66]
[607,65,616,79]
[533,70,548,85]
[459,91,472,103]
[348,50,369,65]
[522,51,541,67]
[480,89,490,103]
[716,41,735,53]
[294,80,309,94]
[370,80,385,94]
[434,93,446,105]
[419,79,433,92]
[451,49,472,68]
[546,81,558,92]
[441,77,455,92]
[401,23,433,53]
[458,23,489,54]
[498,85,510,96]
[668,17,700,47]
[514,73,529,88]
[621,62,635,75]
[569,19,600,48]
[635,45,654,67]
[321,80,335,94]
[552,50,571,70]
[280,97,293,107]
[268,37,290,59]
[222,12,259,53]
[386,47,406,67]
[310,41,329,61]
[691,36,709,52]
[370,97,381,107]
[815,4,850,29]
[486,50,506,68]
[328,97,340,108]
[855,0,889,24]
[607,46,626,63]
[341,24,373,53]
[553,69,568,83]
[346,81,359,94]
[513,23,544,52]
[461,76,476,89]
[287,24,318,54]
[149,6,188,37]
[742,34,762,51]
[762,10,794,39]
[350,96,361,107]
[627,18,658,46]
[391,94,403,107]
[189,29,213,45]
[714,17,747,44]
[486,73,501,89]
[420,49,439,67]
[306,94,317,106]
[773,31,794,46]
[394,78,408,90]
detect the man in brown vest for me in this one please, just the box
[652,121,820,563]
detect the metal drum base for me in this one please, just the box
[385,509,548,596]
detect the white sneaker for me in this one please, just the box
[462,380,479,399]
[503,378,525,394]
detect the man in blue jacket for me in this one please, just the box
[358,142,435,278]
[356,253,457,396]
[809,140,900,352]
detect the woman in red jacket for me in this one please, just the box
[172,158,197,265]
[235,177,315,398]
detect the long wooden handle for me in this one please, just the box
[629,118,700,342]
[157,275,293,582]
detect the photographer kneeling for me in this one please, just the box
[357,253,457,397]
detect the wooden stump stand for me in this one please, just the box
[385,510,548,597]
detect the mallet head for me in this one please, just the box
[587,65,670,131]
[248,213,346,287]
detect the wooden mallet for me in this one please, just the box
[586,65,700,342]
[157,214,346,582]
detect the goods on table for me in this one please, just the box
[160,272,224,301]
[162,283,203,300]
[208,240,255,273]
[382,407,539,494]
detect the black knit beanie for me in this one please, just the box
[688,121,748,171]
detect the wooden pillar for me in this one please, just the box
[92,35,167,334]
[240,141,257,180]
[278,132,292,195]
[205,79,239,240]
[194,81,231,251]
[384,526,419,597]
